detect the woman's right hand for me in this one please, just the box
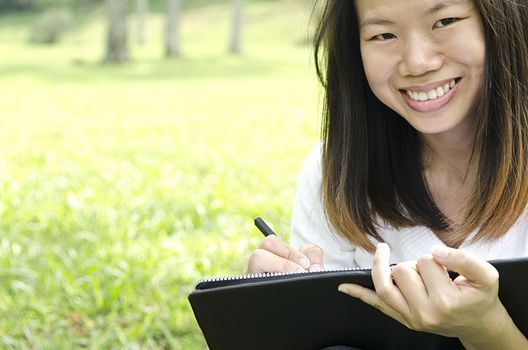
[246,235,324,274]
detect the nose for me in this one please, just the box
[398,35,443,77]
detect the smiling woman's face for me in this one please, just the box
[356,0,485,138]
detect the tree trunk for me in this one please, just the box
[165,0,181,57]
[136,0,148,45]
[105,0,129,63]
[229,0,243,54]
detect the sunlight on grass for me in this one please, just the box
[0,1,320,348]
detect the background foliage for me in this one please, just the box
[0,0,285,12]
[0,0,99,12]
[0,0,320,348]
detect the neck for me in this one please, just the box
[421,118,477,178]
[420,120,478,227]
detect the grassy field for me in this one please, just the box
[0,1,321,348]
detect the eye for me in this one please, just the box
[372,33,397,41]
[433,17,458,28]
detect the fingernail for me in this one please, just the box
[309,264,322,272]
[299,257,310,269]
[338,285,348,294]
[433,245,450,259]
[376,243,388,251]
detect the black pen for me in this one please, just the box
[254,217,277,237]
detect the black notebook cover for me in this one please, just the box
[188,257,528,350]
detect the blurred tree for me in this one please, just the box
[228,0,242,54]
[136,0,148,45]
[0,0,33,11]
[165,0,181,57]
[0,0,104,12]
[104,0,129,63]
[29,8,73,44]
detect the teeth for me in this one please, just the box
[427,89,437,100]
[406,79,457,102]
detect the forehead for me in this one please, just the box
[355,0,473,22]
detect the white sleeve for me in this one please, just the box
[290,144,358,269]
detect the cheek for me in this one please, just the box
[450,40,485,71]
[361,48,396,101]
[446,22,486,73]
[470,40,486,74]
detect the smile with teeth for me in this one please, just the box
[405,79,458,102]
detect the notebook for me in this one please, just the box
[188,257,528,350]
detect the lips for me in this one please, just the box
[400,78,462,113]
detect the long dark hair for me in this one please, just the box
[314,0,528,252]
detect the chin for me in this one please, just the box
[406,119,462,135]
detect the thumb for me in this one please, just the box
[299,243,324,272]
[431,245,499,286]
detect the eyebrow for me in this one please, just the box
[360,18,396,29]
[425,0,468,16]
[360,0,469,29]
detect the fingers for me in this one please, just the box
[299,243,324,272]
[415,254,455,297]
[371,243,410,316]
[432,245,499,287]
[259,235,311,268]
[340,244,502,337]
[247,248,307,274]
[391,260,428,309]
[246,236,315,274]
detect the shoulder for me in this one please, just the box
[291,144,360,269]
[297,143,323,191]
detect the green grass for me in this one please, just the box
[0,1,321,349]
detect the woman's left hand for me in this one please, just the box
[338,243,515,346]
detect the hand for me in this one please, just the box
[246,235,323,274]
[337,243,511,344]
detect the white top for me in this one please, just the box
[290,145,528,269]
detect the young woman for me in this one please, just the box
[247,0,528,349]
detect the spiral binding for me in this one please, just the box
[196,266,369,286]
[195,256,528,287]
